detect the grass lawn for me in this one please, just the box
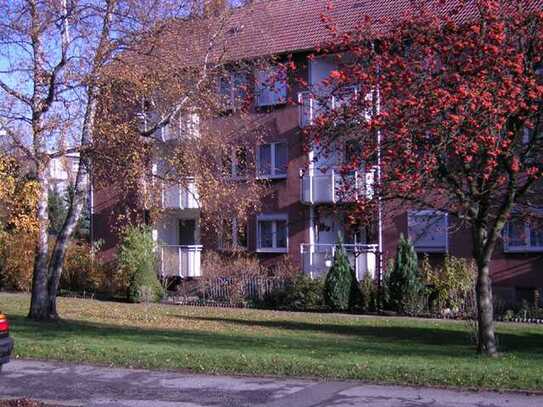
[1,293,543,391]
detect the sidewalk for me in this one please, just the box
[1,360,542,407]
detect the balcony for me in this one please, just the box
[298,85,361,128]
[300,167,375,205]
[301,243,378,280]
[162,181,199,210]
[159,245,203,278]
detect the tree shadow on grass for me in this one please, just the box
[178,315,543,358]
[8,314,543,362]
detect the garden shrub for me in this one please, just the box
[0,231,35,291]
[324,245,360,311]
[261,273,325,311]
[287,273,325,310]
[201,250,265,304]
[385,234,424,315]
[359,272,378,312]
[270,255,299,279]
[118,225,163,303]
[421,254,476,316]
[61,239,107,293]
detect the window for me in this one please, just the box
[407,210,448,252]
[257,214,288,252]
[223,147,248,179]
[163,111,200,140]
[504,216,543,252]
[219,218,247,250]
[218,71,248,111]
[228,0,247,7]
[255,66,287,107]
[257,142,287,178]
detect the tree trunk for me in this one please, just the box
[28,169,51,320]
[472,221,499,357]
[45,90,95,318]
[475,259,498,356]
[46,180,86,318]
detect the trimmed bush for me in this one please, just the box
[324,245,360,311]
[259,274,325,311]
[386,234,424,314]
[118,225,163,303]
[285,273,325,311]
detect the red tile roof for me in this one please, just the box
[133,0,543,66]
[218,0,543,59]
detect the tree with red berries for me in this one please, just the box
[305,0,543,356]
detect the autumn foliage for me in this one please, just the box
[303,0,543,355]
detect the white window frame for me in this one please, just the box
[218,218,248,251]
[162,111,200,141]
[255,66,288,107]
[218,71,248,111]
[504,217,543,253]
[256,141,288,179]
[256,213,288,253]
[407,209,448,253]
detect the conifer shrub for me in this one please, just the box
[359,272,378,312]
[118,225,163,303]
[324,245,361,311]
[386,234,424,314]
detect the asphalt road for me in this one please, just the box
[1,360,542,407]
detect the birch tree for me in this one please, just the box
[0,0,269,320]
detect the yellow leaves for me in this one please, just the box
[9,179,40,233]
[0,231,36,291]
[0,157,16,202]
[0,153,39,290]
[0,153,39,234]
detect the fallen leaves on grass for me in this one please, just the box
[0,400,50,407]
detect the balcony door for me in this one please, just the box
[316,213,366,246]
[316,214,340,245]
[313,141,339,172]
[179,219,196,246]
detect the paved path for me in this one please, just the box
[1,360,542,407]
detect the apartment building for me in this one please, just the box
[48,153,86,195]
[92,0,543,304]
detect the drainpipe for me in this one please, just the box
[372,41,384,287]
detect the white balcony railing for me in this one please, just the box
[298,85,360,128]
[162,181,199,210]
[159,245,203,278]
[300,167,375,205]
[301,243,378,281]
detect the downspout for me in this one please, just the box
[372,41,384,285]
